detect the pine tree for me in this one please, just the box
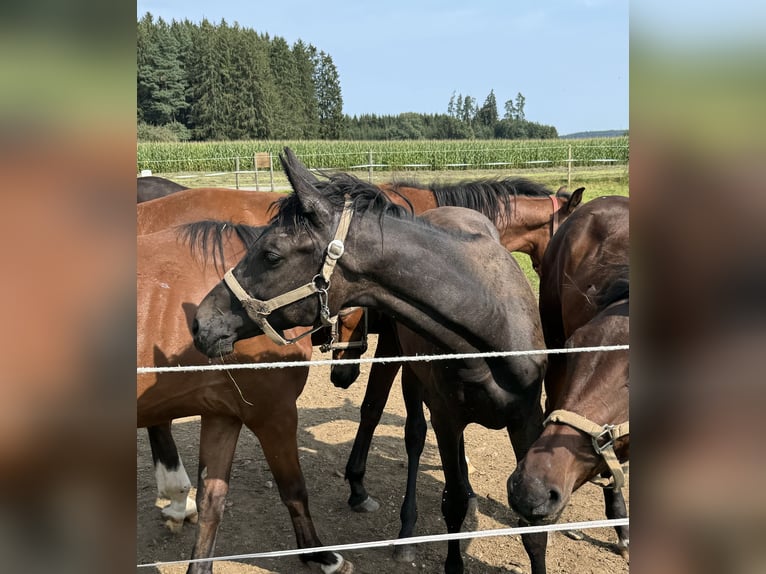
[313,51,344,139]
[292,41,320,138]
[269,36,301,138]
[477,89,498,127]
[137,14,187,126]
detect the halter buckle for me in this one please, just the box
[327,239,345,260]
[592,425,616,454]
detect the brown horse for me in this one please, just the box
[326,178,584,561]
[137,175,188,202]
[508,196,630,570]
[193,149,551,574]
[137,191,352,573]
[137,186,287,537]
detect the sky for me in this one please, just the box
[137,0,628,135]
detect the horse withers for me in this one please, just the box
[508,196,630,565]
[193,148,549,574]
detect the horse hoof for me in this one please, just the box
[564,529,584,541]
[351,496,380,513]
[392,544,416,563]
[320,555,354,574]
[163,517,184,533]
[616,540,629,561]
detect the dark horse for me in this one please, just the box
[508,196,630,567]
[193,148,549,574]
[325,178,583,561]
[137,175,188,202]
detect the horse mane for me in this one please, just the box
[390,177,554,225]
[594,264,630,310]
[177,220,265,274]
[273,173,414,230]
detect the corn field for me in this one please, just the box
[137,137,628,174]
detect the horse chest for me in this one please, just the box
[415,361,514,430]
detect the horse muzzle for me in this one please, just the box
[507,468,568,524]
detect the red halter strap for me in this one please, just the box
[549,195,561,237]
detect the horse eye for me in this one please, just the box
[264,251,282,265]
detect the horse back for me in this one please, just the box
[137,187,285,235]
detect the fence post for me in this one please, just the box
[368,150,373,183]
[269,153,274,191]
[567,145,572,189]
[235,157,240,189]
[253,153,260,191]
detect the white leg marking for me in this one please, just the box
[155,459,198,530]
[320,553,347,574]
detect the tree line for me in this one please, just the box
[137,14,557,142]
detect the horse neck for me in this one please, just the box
[495,196,556,256]
[553,309,628,416]
[342,214,526,355]
[137,189,282,235]
[384,185,438,213]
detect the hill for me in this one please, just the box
[560,129,628,139]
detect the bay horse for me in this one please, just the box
[138,192,352,573]
[137,175,188,202]
[326,179,583,561]
[508,196,630,569]
[137,187,288,537]
[193,148,550,574]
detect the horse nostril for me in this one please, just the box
[191,318,199,336]
[548,488,561,505]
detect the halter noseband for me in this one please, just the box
[223,198,354,346]
[543,409,629,492]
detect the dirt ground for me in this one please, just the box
[137,337,629,574]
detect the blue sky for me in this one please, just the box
[137,1,628,135]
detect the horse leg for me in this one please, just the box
[252,412,353,574]
[147,422,198,532]
[458,435,477,514]
[187,414,241,574]
[392,366,427,563]
[430,414,470,574]
[345,324,402,512]
[602,473,630,560]
[508,394,548,574]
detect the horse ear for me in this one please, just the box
[561,186,585,214]
[280,147,332,226]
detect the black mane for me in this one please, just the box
[594,264,630,310]
[178,220,266,273]
[390,177,554,225]
[273,172,414,231]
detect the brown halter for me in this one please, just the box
[550,195,561,237]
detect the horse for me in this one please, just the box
[507,196,630,568]
[326,178,583,561]
[137,186,289,538]
[138,197,352,573]
[193,148,550,574]
[137,175,188,202]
